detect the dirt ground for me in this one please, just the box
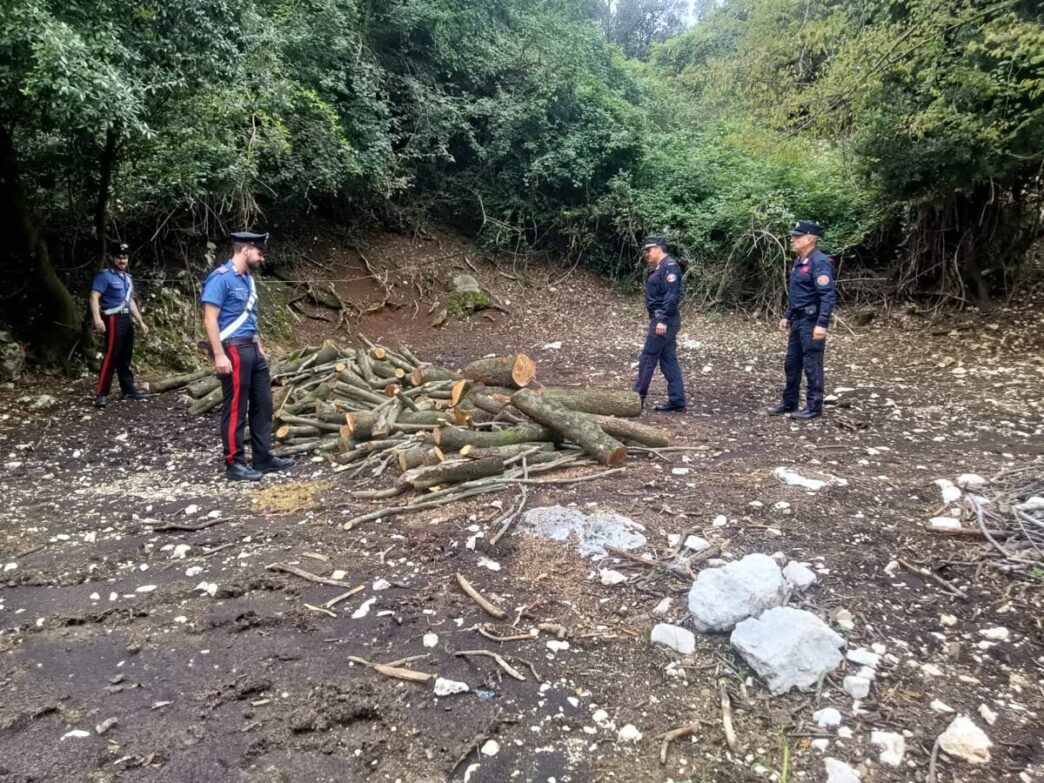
[1,236,1042,783]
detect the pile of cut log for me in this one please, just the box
[153,340,670,524]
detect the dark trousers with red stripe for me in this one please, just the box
[219,342,273,466]
[95,313,136,397]
[783,315,825,413]
[633,318,686,408]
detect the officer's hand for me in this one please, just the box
[138,322,150,335]
[93,318,106,334]
[778,319,789,332]
[812,326,827,341]
[655,322,667,336]
[213,353,232,375]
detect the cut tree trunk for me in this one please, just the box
[147,368,211,394]
[510,388,627,467]
[400,458,505,490]
[590,416,670,447]
[411,365,459,386]
[432,423,556,451]
[462,355,536,389]
[346,409,452,440]
[187,376,221,399]
[537,387,642,418]
[459,443,556,460]
[396,447,444,471]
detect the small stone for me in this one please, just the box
[371,577,390,590]
[730,607,844,694]
[136,585,156,594]
[651,623,696,655]
[688,553,786,632]
[782,561,818,590]
[617,724,642,742]
[712,515,728,527]
[938,715,992,764]
[813,708,843,729]
[979,626,1009,642]
[978,704,997,726]
[929,517,962,531]
[185,566,202,577]
[546,640,570,653]
[811,738,830,752]
[833,608,855,631]
[592,709,610,725]
[433,678,469,697]
[931,700,955,713]
[940,614,958,627]
[871,731,905,766]
[683,535,710,552]
[837,727,853,739]
[824,758,861,783]
[652,597,672,615]
[183,504,200,516]
[843,676,871,700]
[957,474,986,491]
[61,729,92,740]
[95,718,118,735]
[351,597,376,619]
[171,544,191,560]
[921,663,943,677]
[480,739,500,756]
[846,648,881,669]
[599,569,627,586]
[422,633,439,648]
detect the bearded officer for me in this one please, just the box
[633,235,687,412]
[89,242,150,408]
[201,231,295,481]
[768,220,836,420]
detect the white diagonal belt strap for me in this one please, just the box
[219,274,257,341]
[103,277,133,315]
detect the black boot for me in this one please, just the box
[790,408,821,420]
[254,455,296,474]
[767,403,796,416]
[653,402,687,413]
[226,463,263,481]
[94,395,108,409]
[123,390,149,401]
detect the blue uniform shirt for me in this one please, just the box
[787,248,836,328]
[645,255,684,324]
[91,269,133,311]
[200,260,258,339]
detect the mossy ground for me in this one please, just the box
[446,289,493,320]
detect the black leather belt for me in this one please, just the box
[222,336,258,348]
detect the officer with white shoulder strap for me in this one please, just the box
[201,231,295,481]
[89,242,150,408]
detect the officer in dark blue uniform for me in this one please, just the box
[768,220,836,420]
[89,242,150,408]
[201,231,294,481]
[633,235,687,412]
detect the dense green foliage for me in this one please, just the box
[0,0,1041,359]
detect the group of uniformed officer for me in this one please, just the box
[635,220,835,420]
[92,220,834,480]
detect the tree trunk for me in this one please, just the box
[401,458,505,490]
[459,442,556,460]
[510,388,627,466]
[537,386,642,417]
[589,415,670,447]
[346,409,452,439]
[147,368,211,393]
[463,354,536,388]
[0,124,81,364]
[433,423,556,451]
[93,127,118,263]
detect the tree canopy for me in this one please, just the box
[1,0,1041,359]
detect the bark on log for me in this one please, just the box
[346,410,452,439]
[401,458,505,490]
[276,424,320,440]
[538,387,642,418]
[459,442,555,460]
[396,447,444,471]
[411,365,459,386]
[187,384,223,415]
[433,423,556,451]
[275,412,344,433]
[590,416,670,447]
[462,354,536,389]
[510,388,627,467]
[187,376,221,399]
[148,368,211,394]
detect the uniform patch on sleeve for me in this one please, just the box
[666,273,677,283]
[816,274,830,286]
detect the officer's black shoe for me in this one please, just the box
[226,463,263,482]
[94,395,108,409]
[123,390,149,401]
[790,408,822,420]
[767,404,797,416]
[254,456,296,474]
[653,403,687,413]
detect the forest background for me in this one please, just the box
[1,0,1041,362]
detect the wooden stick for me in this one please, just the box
[657,723,700,764]
[455,649,526,681]
[348,656,434,683]
[456,572,508,619]
[897,557,969,600]
[266,563,353,588]
[324,585,365,609]
[304,603,337,618]
[474,625,534,643]
[149,517,229,533]
[720,682,739,752]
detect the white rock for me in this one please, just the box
[811,738,830,752]
[171,544,191,560]
[352,597,376,619]
[196,582,218,597]
[688,553,786,632]
[871,731,905,766]
[89,592,100,601]
[979,626,1009,642]
[978,704,997,726]
[934,479,962,505]
[931,699,955,713]
[651,623,696,655]
[938,715,992,764]
[748,500,764,509]
[846,648,881,669]
[592,709,611,725]
[921,663,943,677]
[834,608,855,631]
[672,467,691,475]
[546,640,570,653]
[772,501,791,511]
[782,561,818,590]
[957,474,986,491]
[480,739,500,756]
[599,569,627,586]
[433,678,469,697]
[652,597,672,615]
[712,514,728,527]
[371,578,390,590]
[683,535,710,552]
[61,729,91,740]
[813,708,843,729]
[183,504,200,516]
[940,614,958,627]
[824,758,861,783]
[422,633,439,648]
[136,585,157,594]
[185,566,203,577]
[1015,496,1044,512]
[843,676,871,700]
[477,557,501,572]
[774,467,847,492]
[542,341,562,351]
[837,727,853,739]
[730,607,844,694]
[463,763,480,783]
[929,516,962,531]
[617,724,642,742]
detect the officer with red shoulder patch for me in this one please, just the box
[768,220,836,420]
[201,231,295,481]
[90,242,150,408]
[633,235,687,412]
